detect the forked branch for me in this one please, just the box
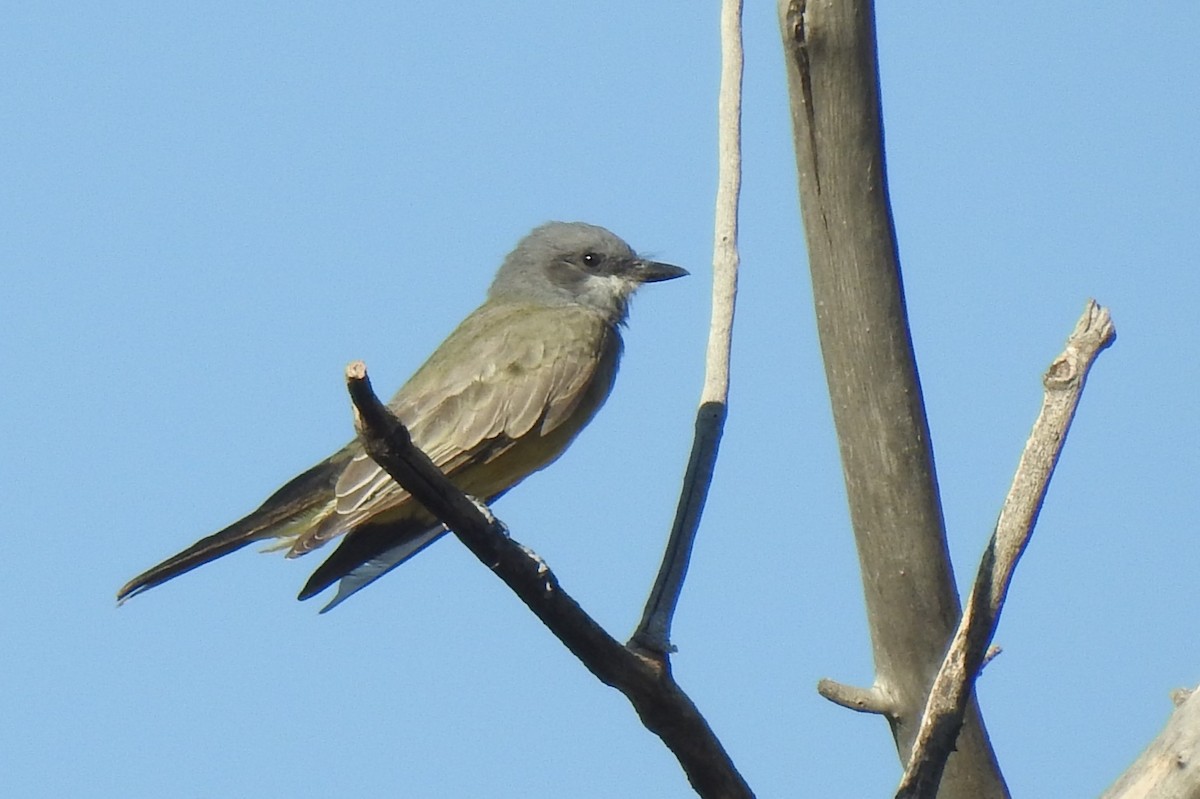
[896,301,1117,799]
[345,361,752,799]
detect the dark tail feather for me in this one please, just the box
[116,514,271,603]
[316,526,448,612]
[297,520,434,602]
[299,490,509,607]
[117,452,347,604]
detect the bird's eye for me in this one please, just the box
[581,252,602,269]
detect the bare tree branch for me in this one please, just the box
[634,0,743,655]
[344,361,753,799]
[775,1,1008,795]
[1101,686,1200,799]
[897,301,1117,799]
[817,679,896,715]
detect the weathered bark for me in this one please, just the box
[776,1,1007,796]
[1101,687,1200,799]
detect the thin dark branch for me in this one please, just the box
[635,402,727,652]
[344,361,754,799]
[634,0,743,655]
[896,301,1117,799]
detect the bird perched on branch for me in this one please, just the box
[118,221,687,611]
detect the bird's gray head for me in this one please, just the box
[488,222,687,323]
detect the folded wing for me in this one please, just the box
[296,303,623,602]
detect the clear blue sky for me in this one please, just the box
[4,4,1197,797]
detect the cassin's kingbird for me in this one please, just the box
[118,222,687,611]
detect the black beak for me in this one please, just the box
[634,259,689,283]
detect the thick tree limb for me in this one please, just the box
[634,0,743,655]
[1100,686,1200,799]
[344,361,753,799]
[896,301,1117,799]
[776,1,1007,796]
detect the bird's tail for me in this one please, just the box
[116,453,345,604]
[308,523,449,612]
[299,489,510,611]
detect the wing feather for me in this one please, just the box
[504,361,553,438]
[287,303,619,558]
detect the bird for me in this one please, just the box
[117,221,687,611]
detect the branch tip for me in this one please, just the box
[817,679,893,715]
[897,300,1116,797]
